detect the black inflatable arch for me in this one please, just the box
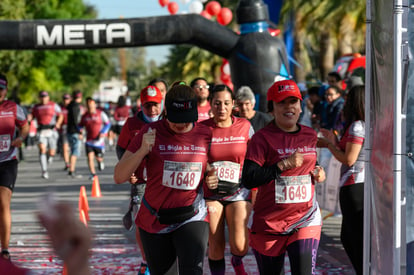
[0,0,289,111]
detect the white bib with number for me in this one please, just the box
[162,160,202,190]
[211,161,240,184]
[275,175,312,204]
[0,135,11,152]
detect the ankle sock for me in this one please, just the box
[208,258,225,275]
[231,254,244,266]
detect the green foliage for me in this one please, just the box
[158,45,222,86]
[0,0,112,104]
[279,0,366,80]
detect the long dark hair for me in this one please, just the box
[342,85,365,131]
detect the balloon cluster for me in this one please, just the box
[158,0,233,26]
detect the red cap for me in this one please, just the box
[140,86,163,105]
[267,79,302,103]
[39,91,49,97]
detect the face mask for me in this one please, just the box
[142,112,160,123]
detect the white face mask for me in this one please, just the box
[142,112,160,123]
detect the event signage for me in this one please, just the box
[36,23,131,47]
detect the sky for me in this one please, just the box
[85,0,192,65]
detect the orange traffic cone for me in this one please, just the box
[91,175,102,197]
[78,186,90,221]
[79,186,89,210]
[80,209,88,226]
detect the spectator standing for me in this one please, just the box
[31,91,63,179]
[327,71,343,90]
[191,77,212,122]
[235,86,272,132]
[79,97,111,180]
[317,85,365,275]
[321,85,344,131]
[242,79,325,274]
[66,90,84,178]
[0,73,29,259]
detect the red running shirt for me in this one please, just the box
[201,116,253,198]
[245,123,320,234]
[127,120,212,233]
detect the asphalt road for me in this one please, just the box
[8,145,356,274]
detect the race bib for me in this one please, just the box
[0,135,11,152]
[275,175,312,204]
[211,161,240,184]
[162,161,202,190]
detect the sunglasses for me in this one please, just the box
[194,85,210,89]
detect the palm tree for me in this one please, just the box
[279,0,365,82]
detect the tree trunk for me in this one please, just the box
[319,31,335,81]
[294,29,309,83]
[338,15,355,56]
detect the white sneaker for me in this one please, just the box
[98,161,105,171]
[42,172,49,179]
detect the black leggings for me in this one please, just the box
[139,221,209,275]
[339,183,364,275]
[253,238,319,275]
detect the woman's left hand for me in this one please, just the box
[311,166,326,183]
[205,166,218,189]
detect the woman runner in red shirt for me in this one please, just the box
[114,84,215,274]
[242,79,325,274]
[202,84,254,275]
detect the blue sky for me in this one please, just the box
[85,0,191,64]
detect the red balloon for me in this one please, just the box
[200,10,212,20]
[167,2,179,14]
[268,28,281,36]
[216,7,232,25]
[159,0,169,7]
[206,1,221,16]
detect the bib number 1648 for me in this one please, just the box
[162,161,202,191]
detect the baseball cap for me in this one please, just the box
[166,98,198,123]
[72,90,82,98]
[345,76,364,89]
[0,74,7,89]
[140,85,163,105]
[63,93,71,100]
[267,79,302,103]
[39,91,49,97]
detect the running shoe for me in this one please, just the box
[138,262,150,275]
[98,161,105,171]
[42,171,49,179]
[68,171,83,179]
[89,174,96,180]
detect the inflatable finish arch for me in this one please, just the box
[0,0,289,111]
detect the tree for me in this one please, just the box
[279,0,365,82]
[0,0,111,104]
